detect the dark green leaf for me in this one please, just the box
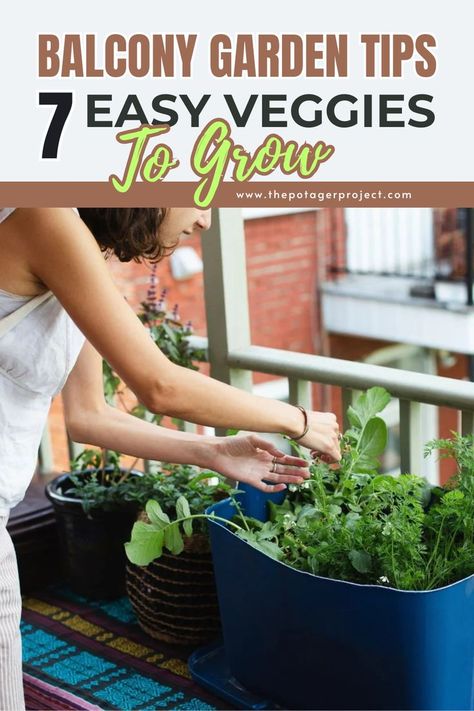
[188,472,219,488]
[162,322,179,344]
[349,550,372,573]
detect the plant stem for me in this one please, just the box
[171,513,244,533]
[117,457,140,485]
[424,516,446,587]
[228,491,250,531]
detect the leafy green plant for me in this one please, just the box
[64,449,141,514]
[238,389,473,590]
[422,434,474,588]
[64,449,231,519]
[102,276,206,422]
[126,387,474,591]
[138,297,205,372]
[125,496,241,565]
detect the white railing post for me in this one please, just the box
[67,437,84,464]
[288,378,312,410]
[399,399,424,475]
[201,209,253,397]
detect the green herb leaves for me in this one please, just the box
[235,389,474,591]
[349,550,372,574]
[347,387,391,430]
[124,387,474,592]
[126,499,186,564]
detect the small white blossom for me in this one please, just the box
[282,513,296,530]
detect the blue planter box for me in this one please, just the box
[207,486,474,711]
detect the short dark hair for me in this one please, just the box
[78,208,173,263]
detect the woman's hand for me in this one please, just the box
[296,410,341,462]
[211,434,311,493]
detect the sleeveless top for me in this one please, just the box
[0,208,85,514]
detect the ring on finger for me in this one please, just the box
[271,460,278,473]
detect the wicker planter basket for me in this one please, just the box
[126,533,221,645]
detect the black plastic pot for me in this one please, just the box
[45,469,142,599]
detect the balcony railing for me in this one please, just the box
[39,208,474,478]
[200,209,474,479]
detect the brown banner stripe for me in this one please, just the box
[0,182,473,207]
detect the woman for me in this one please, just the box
[0,207,340,710]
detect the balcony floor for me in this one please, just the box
[21,585,230,710]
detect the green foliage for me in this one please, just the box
[124,520,165,565]
[121,465,233,560]
[125,494,243,566]
[234,389,474,591]
[65,451,232,522]
[138,300,206,370]
[422,434,474,588]
[102,361,121,405]
[123,387,474,591]
[66,449,140,514]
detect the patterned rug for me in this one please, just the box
[23,673,102,710]
[21,587,231,710]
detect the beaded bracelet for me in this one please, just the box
[292,405,309,441]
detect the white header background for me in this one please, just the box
[0,0,472,182]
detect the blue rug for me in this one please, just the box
[21,587,231,710]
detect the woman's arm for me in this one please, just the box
[9,207,339,459]
[62,341,311,492]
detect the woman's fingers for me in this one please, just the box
[256,481,287,493]
[270,463,310,478]
[249,436,311,467]
[311,450,336,463]
[249,435,286,458]
[275,454,309,467]
[264,472,308,485]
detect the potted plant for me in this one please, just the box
[127,388,474,710]
[46,448,149,599]
[103,278,206,425]
[47,270,206,598]
[125,465,233,645]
